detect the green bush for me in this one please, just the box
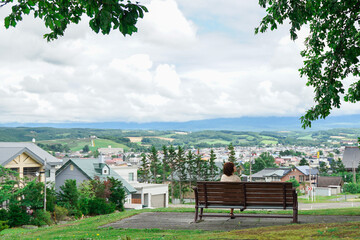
[54,205,68,222]
[0,221,9,232]
[7,204,30,227]
[0,209,8,221]
[88,198,116,215]
[30,210,53,226]
[78,197,90,216]
[67,208,82,219]
[108,177,126,211]
[286,178,300,188]
[343,183,360,194]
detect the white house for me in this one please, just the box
[111,165,169,209]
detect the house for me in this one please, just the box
[111,165,169,209]
[282,166,319,188]
[55,157,136,204]
[342,146,360,171]
[129,182,168,209]
[316,176,344,195]
[251,168,291,182]
[0,142,62,183]
[97,146,124,156]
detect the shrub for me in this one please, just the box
[108,177,126,211]
[30,210,53,226]
[0,221,9,232]
[0,209,8,221]
[88,198,116,215]
[343,183,360,194]
[54,205,68,222]
[78,197,90,216]
[57,179,79,210]
[7,204,30,227]
[286,179,300,188]
[46,186,57,213]
[67,208,83,219]
[20,180,44,210]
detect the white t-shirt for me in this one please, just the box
[220,174,241,182]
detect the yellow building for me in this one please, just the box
[0,142,62,183]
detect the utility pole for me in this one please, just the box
[44,158,47,211]
[309,156,312,201]
[249,157,252,182]
[353,160,356,184]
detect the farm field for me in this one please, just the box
[39,138,129,152]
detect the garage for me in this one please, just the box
[151,194,166,208]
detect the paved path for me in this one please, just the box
[299,201,360,210]
[170,202,360,210]
[101,212,360,231]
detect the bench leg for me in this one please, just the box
[199,208,203,220]
[194,206,199,222]
[292,209,298,223]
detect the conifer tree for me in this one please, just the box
[228,143,236,163]
[209,149,219,180]
[186,150,196,188]
[161,145,169,183]
[138,153,150,183]
[194,153,205,181]
[149,146,160,183]
[167,145,176,202]
[176,146,187,202]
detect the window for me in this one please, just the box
[299,175,304,182]
[23,167,39,177]
[129,173,134,181]
[102,167,109,175]
[289,176,296,180]
[70,165,74,171]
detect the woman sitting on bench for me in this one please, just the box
[220,162,240,218]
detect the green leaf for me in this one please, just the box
[4,17,10,28]
[28,1,36,6]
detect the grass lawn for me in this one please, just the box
[1,208,360,239]
[298,195,341,203]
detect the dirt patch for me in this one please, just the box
[127,137,143,143]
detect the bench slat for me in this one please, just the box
[194,181,298,223]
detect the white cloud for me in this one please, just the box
[0,0,358,124]
[138,0,197,47]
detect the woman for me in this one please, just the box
[220,162,240,218]
[221,161,241,182]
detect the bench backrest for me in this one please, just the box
[195,181,296,209]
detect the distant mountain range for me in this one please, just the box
[1,114,360,131]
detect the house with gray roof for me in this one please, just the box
[0,142,62,183]
[251,168,291,182]
[55,157,136,196]
[342,146,360,171]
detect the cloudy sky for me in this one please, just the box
[0,0,359,124]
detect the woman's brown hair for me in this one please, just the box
[223,162,235,176]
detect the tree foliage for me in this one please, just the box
[138,153,150,183]
[57,179,79,210]
[107,177,126,211]
[252,152,277,173]
[1,0,148,41]
[0,166,19,203]
[257,0,360,128]
[299,158,308,166]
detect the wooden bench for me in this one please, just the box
[193,181,298,223]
